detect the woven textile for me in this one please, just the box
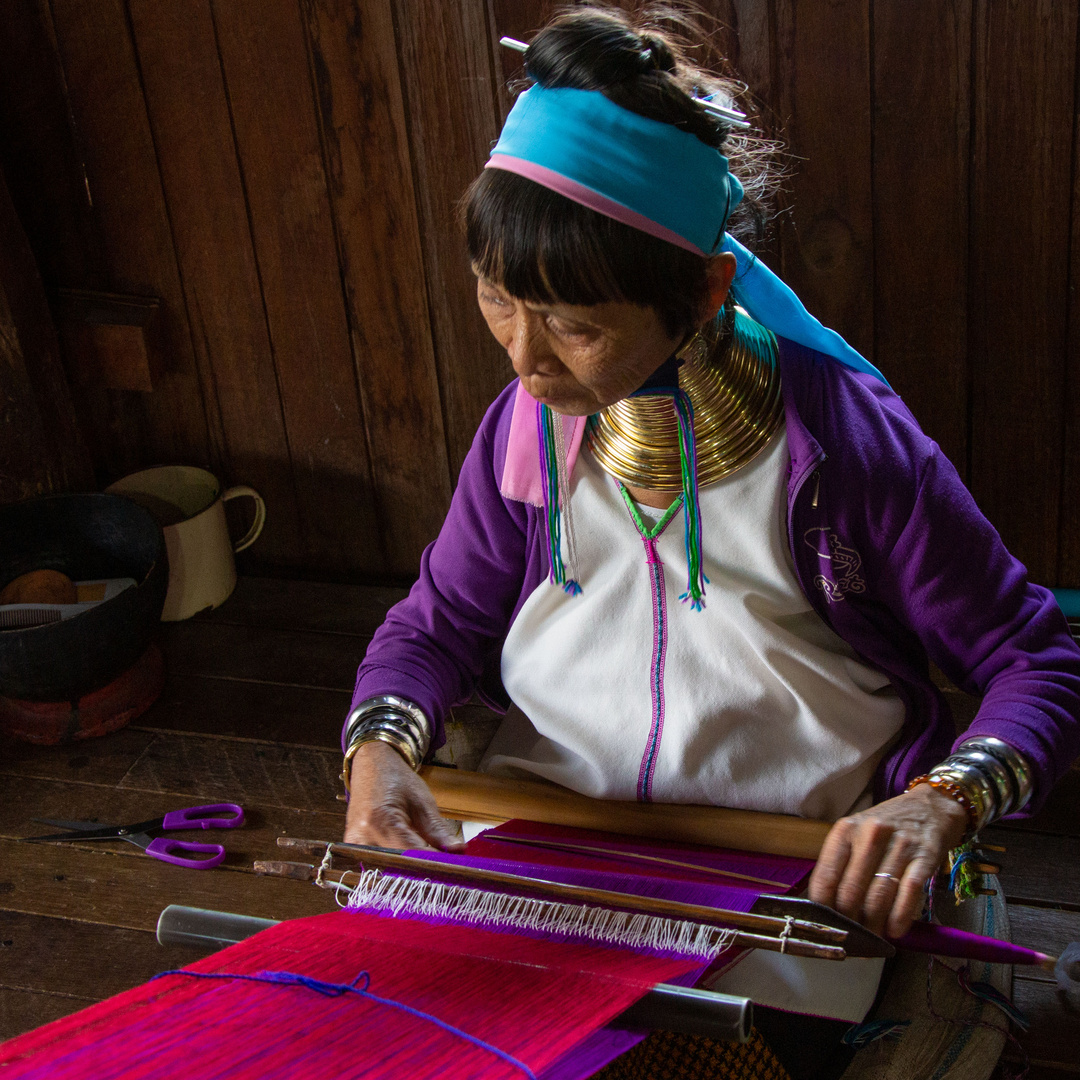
[594,1029,790,1080]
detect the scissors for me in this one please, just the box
[26,803,245,869]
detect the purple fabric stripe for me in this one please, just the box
[470,821,812,888]
[405,851,764,912]
[486,155,706,255]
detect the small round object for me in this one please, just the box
[0,569,77,606]
[873,872,901,885]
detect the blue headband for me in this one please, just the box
[489,86,742,256]
[487,85,888,384]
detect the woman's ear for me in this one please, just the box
[699,252,738,325]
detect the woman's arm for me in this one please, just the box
[343,384,533,847]
[811,443,1080,935]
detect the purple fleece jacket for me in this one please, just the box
[351,339,1080,815]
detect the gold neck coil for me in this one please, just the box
[585,303,784,492]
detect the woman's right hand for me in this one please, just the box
[343,740,465,851]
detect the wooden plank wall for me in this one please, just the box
[0,0,1078,588]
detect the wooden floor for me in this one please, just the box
[0,577,1077,1076]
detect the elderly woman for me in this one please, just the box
[342,4,1080,962]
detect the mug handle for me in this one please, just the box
[222,486,266,552]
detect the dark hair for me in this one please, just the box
[463,4,784,337]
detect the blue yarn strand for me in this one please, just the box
[152,968,538,1079]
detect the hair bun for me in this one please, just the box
[639,33,677,74]
[524,12,683,91]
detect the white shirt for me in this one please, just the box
[485,424,905,821]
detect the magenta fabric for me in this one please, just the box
[350,339,1080,813]
[0,912,697,1080]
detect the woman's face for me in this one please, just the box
[475,276,684,416]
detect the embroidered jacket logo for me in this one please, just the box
[803,527,866,602]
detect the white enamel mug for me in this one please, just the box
[106,466,265,621]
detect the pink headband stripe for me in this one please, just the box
[485,154,707,257]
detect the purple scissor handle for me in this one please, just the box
[142,836,228,869]
[137,804,244,868]
[160,804,245,830]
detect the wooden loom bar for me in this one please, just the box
[421,767,832,860]
[254,860,847,962]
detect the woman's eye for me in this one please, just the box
[480,291,510,309]
[548,318,590,339]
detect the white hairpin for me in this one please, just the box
[498,36,752,129]
[697,99,751,129]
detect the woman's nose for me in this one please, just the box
[507,312,557,376]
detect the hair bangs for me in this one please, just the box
[466,170,628,307]
[464,168,709,335]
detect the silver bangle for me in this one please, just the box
[946,748,1017,817]
[344,695,432,774]
[956,736,1034,814]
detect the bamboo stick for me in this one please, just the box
[420,767,831,860]
[254,858,846,962]
[273,837,847,946]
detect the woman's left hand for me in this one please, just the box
[808,785,970,939]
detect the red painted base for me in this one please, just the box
[0,640,165,744]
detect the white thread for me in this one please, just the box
[778,915,794,954]
[343,870,736,962]
[315,845,334,888]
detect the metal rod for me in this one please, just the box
[156,905,277,949]
[155,905,753,1042]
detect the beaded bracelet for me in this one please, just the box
[906,772,984,836]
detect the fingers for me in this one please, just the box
[344,800,429,850]
[812,825,919,937]
[810,793,962,938]
[342,740,464,852]
[886,852,940,939]
[808,819,854,908]
[413,797,466,852]
[809,817,896,921]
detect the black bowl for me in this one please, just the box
[0,493,168,701]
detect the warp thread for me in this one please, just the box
[151,967,538,1079]
[841,1019,911,1049]
[343,869,736,961]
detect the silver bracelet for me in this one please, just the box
[956,736,1034,814]
[342,696,432,784]
[947,748,1017,817]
